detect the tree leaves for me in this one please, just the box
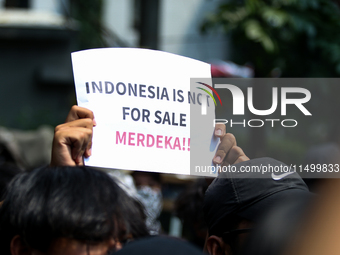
[201,0,340,77]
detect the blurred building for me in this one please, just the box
[0,0,232,237]
[0,0,229,130]
[103,0,229,61]
[0,0,77,129]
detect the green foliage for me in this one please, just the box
[202,0,340,77]
[69,0,107,50]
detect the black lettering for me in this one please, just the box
[117,82,126,95]
[86,82,90,94]
[197,93,202,105]
[148,86,155,98]
[180,114,186,127]
[188,91,195,104]
[131,108,140,121]
[162,112,171,125]
[154,111,162,124]
[123,107,130,120]
[128,83,137,96]
[177,90,184,102]
[142,109,150,122]
[92,81,102,93]
[105,81,114,94]
[140,84,146,98]
[172,113,178,126]
[161,88,169,100]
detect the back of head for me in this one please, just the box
[203,158,310,237]
[0,162,22,200]
[241,192,314,255]
[175,178,209,249]
[0,166,149,254]
[112,236,205,255]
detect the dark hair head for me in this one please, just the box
[0,162,22,200]
[131,171,161,185]
[0,166,149,254]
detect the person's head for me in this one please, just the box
[0,166,149,255]
[175,178,210,249]
[112,236,205,255]
[203,158,310,255]
[131,171,163,235]
[0,162,22,200]
[242,192,313,255]
[131,171,161,191]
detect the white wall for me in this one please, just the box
[102,0,138,47]
[0,0,229,62]
[159,0,229,62]
[31,0,60,13]
[0,0,67,14]
[102,0,229,62]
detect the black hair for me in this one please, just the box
[0,162,22,200]
[0,166,149,254]
[174,178,209,249]
[208,215,247,255]
[242,193,313,255]
[131,171,161,184]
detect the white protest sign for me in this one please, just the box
[72,48,218,175]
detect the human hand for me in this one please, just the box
[212,124,249,166]
[50,106,96,166]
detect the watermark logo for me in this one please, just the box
[196,82,222,115]
[212,84,312,128]
[214,84,311,116]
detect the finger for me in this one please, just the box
[214,123,226,138]
[51,127,92,166]
[51,136,76,167]
[56,118,95,132]
[224,146,249,165]
[213,133,237,164]
[55,119,94,159]
[68,128,93,164]
[65,105,95,124]
[234,155,250,164]
[84,140,92,158]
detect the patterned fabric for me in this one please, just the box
[136,186,163,235]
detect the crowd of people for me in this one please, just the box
[0,105,338,255]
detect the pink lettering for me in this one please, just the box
[165,136,173,149]
[173,137,181,150]
[137,133,145,147]
[116,131,126,144]
[128,132,135,146]
[147,134,155,147]
[156,135,163,148]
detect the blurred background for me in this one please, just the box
[0,0,230,130]
[1,0,340,248]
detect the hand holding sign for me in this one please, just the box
[213,132,249,166]
[50,106,248,169]
[50,106,95,166]
[70,48,248,175]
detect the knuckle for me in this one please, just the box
[71,105,78,111]
[89,110,94,118]
[223,133,236,145]
[54,124,64,133]
[79,132,87,140]
[83,118,93,126]
[216,149,227,156]
[86,128,93,136]
[225,133,236,141]
[231,145,242,154]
